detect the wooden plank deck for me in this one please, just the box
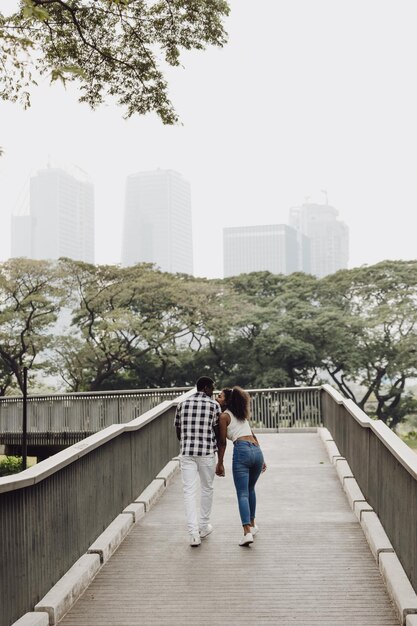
[59,434,399,625]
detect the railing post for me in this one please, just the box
[22,366,28,471]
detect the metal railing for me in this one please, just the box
[0,387,191,447]
[0,385,322,624]
[0,386,322,450]
[0,390,192,626]
[248,387,322,429]
[321,384,417,595]
[1,383,416,623]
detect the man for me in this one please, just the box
[175,376,221,546]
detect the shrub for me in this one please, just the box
[0,456,23,476]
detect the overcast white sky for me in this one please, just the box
[1,0,417,278]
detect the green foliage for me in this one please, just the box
[401,430,417,450]
[0,456,22,476]
[0,258,64,393]
[0,258,416,430]
[0,0,230,122]
[318,260,417,428]
[406,430,417,441]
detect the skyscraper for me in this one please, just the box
[122,169,193,274]
[223,224,301,277]
[11,166,95,263]
[289,202,348,278]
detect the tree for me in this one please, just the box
[55,261,213,390]
[318,261,417,428]
[0,359,14,396]
[158,271,322,390]
[174,274,263,387]
[0,0,230,122]
[0,258,63,394]
[54,259,142,391]
[121,270,218,387]
[238,272,322,387]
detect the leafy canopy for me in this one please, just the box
[0,0,230,122]
[0,258,63,393]
[318,261,417,428]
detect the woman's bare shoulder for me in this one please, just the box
[219,410,231,424]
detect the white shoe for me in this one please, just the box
[251,524,259,536]
[239,532,253,546]
[190,533,201,547]
[199,524,213,538]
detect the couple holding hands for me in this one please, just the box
[174,376,266,547]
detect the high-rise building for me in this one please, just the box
[11,215,32,258]
[289,202,348,278]
[11,166,95,263]
[122,169,193,274]
[223,224,302,277]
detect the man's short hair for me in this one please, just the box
[196,376,215,391]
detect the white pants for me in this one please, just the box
[180,454,216,535]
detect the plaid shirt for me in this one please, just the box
[174,392,221,456]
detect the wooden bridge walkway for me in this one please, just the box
[59,434,399,625]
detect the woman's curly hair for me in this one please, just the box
[226,386,250,421]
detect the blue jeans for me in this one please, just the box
[232,440,264,526]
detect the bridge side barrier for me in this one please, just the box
[0,386,322,456]
[248,386,322,428]
[321,384,417,595]
[0,390,192,626]
[0,387,191,447]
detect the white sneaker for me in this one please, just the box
[190,533,201,547]
[199,524,213,538]
[239,532,254,546]
[251,524,259,536]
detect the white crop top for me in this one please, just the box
[225,409,252,442]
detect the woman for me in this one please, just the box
[216,386,266,546]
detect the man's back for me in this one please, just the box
[175,377,219,545]
[175,391,220,456]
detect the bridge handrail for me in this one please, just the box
[0,386,193,443]
[0,390,193,495]
[0,386,323,447]
[321,383,417,480]
[0,387,192,401]
[2,383,416,623]
[0,388,194,625]
[321,383,417,595]
[246,386,320,392]
[247,386,322,429]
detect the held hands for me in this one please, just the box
[216,462,225,477]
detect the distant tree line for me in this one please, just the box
[1,257,417,430]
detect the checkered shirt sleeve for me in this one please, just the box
[174,392,221,456]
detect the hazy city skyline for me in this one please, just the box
[11,166,95,264]
[1,0,417,278]
[224,224,301,278]
[289,203,349,278]
[9,163,347,278]
[122,169,193,274]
